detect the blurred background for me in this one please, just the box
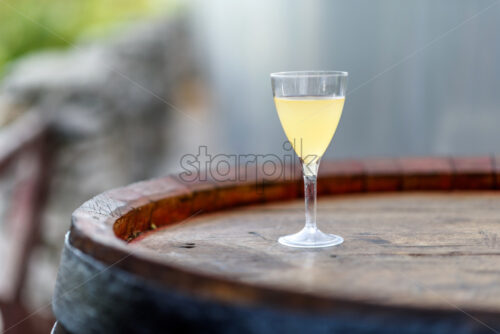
[0,0,499,332]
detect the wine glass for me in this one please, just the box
[271,71,348,248]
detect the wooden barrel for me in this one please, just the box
[52,157,500,334]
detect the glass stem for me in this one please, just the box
[302,160,320,230]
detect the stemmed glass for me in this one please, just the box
[271,71,348,248]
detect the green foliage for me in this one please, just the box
[0,0,175,73]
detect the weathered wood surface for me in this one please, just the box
[52,156,500,334]
[133,192,500,312]
[0,109,52,334]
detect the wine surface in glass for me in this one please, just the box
[274,96,345,164]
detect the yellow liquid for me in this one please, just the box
[275,96,345,164]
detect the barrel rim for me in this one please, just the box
[66,156,500,316]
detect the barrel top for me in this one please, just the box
[132,191,500,312]
[66,156,500,317]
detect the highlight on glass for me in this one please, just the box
[271,71,348,248]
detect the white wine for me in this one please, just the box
[275,96,345,164]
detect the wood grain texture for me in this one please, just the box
[54,235,497,334]
[318,160,364,194]
[53,156,500,333]
[451,157,494,190]
[362,158,402,192]
[133,192,500,312]
[399,157,453,190]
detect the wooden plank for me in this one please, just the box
[451,157,494,189]
[399,157,453,190]
[361,158,402,191]
[0,139,52,334]
[174,163,301,212]
[318,160,364,194]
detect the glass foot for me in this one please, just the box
[278,226,343,248]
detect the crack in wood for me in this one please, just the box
[248,231,270,241]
